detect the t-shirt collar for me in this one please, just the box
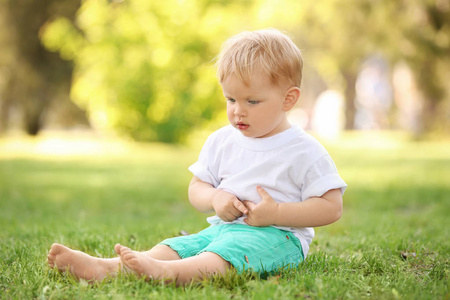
[232,125,302,151]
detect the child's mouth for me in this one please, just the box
[237,123,249,130]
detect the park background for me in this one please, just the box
[0,0,449,299]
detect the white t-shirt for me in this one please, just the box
[189,125,347,257]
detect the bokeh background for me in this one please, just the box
[1,2,449,298]
[0,0,449,143]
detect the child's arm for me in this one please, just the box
[188,176,248,222]
[243,186,343,227]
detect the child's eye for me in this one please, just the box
[248,100,260,105]
[227,98,236,103]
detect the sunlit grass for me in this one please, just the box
[0,130,448,299]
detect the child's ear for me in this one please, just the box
[283,87,300,111]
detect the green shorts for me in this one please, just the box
[159,223,304,274]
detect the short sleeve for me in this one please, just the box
[301,155,347,201]
[188,135,220,187]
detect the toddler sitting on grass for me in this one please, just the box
[48,28,347,286]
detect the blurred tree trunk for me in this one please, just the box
[342,70,357,130]
[0,0,82,135]
[415,59,446,135]
[389,1,450,135]
[0,80,13,132]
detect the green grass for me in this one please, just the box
[0,131,449,299]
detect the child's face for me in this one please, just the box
[221,71,291,138]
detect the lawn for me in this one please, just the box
[0,131,449,299]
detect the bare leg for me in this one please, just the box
[47,243,120,281]
[141,244,181,261]
[115,244,231,286]
[48,243,182,282]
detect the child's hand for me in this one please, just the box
[243,186,279,227]
[212,190,248,222]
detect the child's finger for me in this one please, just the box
[223,211,237,222]
[234,199,248,214]
[256,185,271,201]
[243,200,256,211]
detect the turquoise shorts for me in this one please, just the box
[159,223,304,274]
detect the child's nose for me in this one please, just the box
[234,103,246,116]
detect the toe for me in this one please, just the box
[121,245,130,251]
[119,245,131,255]
[48,252,56,266]
[121,249,133,260]
[49,243,63,255]
[114,244,122,255]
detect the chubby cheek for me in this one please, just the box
[226,107,233,122]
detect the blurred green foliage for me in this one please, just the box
[42,0,238,142]
[35,0,450,141]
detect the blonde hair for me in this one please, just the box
[216,29,303,88]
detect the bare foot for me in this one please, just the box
[115,244,170,282]
[48,243,120,281]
